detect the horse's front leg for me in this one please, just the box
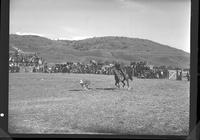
[126,80,131,90]
[126,80,129,88]
[122,81,126,88]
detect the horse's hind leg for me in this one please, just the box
[115,81,120,88]
[122,81,126,88]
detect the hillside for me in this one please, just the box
[9,34,190,68]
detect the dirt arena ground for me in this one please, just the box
[8,73,190,135]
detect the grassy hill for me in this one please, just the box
[9,34,190,68]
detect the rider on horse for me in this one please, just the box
[114,63,126,78]
[113,62,133,89]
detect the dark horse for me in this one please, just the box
[112,64,133,89]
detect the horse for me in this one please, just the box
[112,64,133,89]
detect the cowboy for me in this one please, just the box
[114,63,126,78]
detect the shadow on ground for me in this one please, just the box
[95,87,116,90]
[69,87,117,91]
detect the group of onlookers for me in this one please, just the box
[9,52,44,73]
[9,51,190,81]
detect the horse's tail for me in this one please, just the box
[129,74,133,81]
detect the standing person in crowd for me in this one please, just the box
[186,71,190,81]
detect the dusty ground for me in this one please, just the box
[8,73,190,135]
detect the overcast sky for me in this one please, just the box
[10,0,191,53]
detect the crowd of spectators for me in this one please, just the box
[9,50,190,80]
[9,51,44,73]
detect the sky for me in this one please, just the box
[10,0,191,53]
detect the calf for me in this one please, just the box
[80,80,91,90]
